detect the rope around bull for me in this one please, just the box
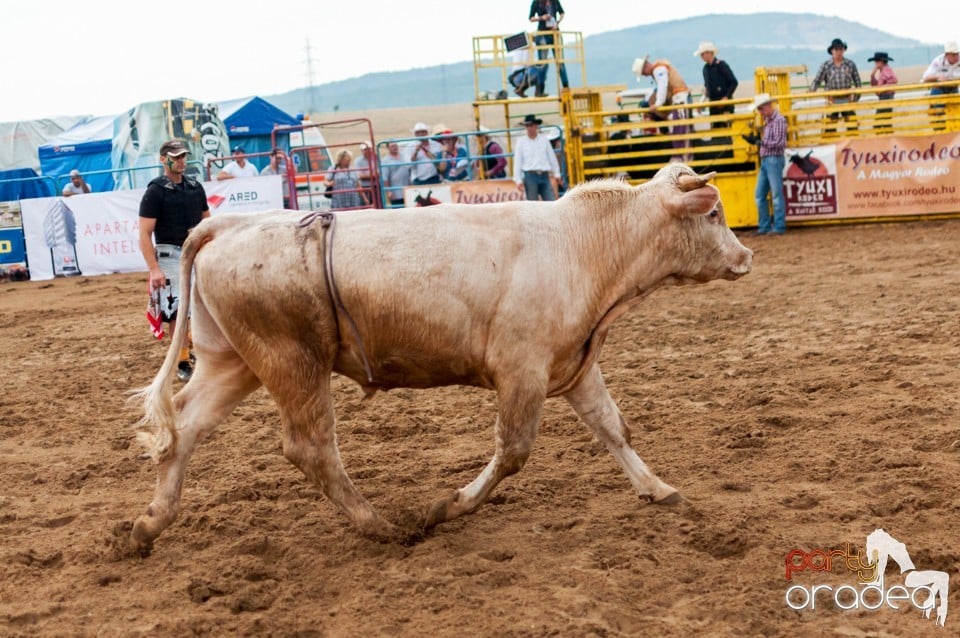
[298,211,375,384]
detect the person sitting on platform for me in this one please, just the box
[509,42,546,98]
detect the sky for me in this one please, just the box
[2,0,956,123]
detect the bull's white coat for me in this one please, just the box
[130,163,752,554]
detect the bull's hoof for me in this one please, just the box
[356,518,404,545]
[423,500,448,531]
[130,517,156,558]
[654,491,686,506]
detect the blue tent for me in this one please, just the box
[0,167,56,201]
[38,114,119,193]
[218,97,300,171]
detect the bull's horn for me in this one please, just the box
[678,171,718,192]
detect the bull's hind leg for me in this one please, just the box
[273,377,396,541]
[131,350,261,555]
[564,364,680,504]
[424,372,547,530]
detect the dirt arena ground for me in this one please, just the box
[1,217,958,637]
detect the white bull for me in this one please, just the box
[130,163,752,555]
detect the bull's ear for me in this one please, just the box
[671,175,720,217]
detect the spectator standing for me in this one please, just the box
[513,114,561,201]
[380,141,411,207]
[326,149,368,210]
[353,142,376,203]
[921,41,960,94]
[138,139,210,381]
[810,38,861,131]
[475,126,507,179]
[408,122,444,186]
[694,41,738,127]
[509,42,546,98]
[868,52,898,129]
[217,146,259,180]
[742,94,787,236]
[62,169,91,197]
[633,55,692,162]
[259,148,291,208]
[528,0,568,90]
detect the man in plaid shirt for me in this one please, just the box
[743,94,787,235]
[811,38,861,132]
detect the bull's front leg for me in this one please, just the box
[564,363,681,504]
[423,371,547,531]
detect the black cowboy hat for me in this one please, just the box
[867,51,893,63]
[828,38,847,54]
[522,114,543,126]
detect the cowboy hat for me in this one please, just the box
[693,41,717,57]
[521,114,543,126]
[867,51,892,63]
[631,55,649,76]
[751,93,774,111]
[827,38,847,54]
[945,41,960,54]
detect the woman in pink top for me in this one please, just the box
[868,51,898,129]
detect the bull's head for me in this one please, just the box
[654,164,753,283]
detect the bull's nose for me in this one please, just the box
[732,247,753,275]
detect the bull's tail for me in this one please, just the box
[129,220,214,462]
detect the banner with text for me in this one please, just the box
[784,132,960,220]
[403,179,525,207]
[20,176,282,280]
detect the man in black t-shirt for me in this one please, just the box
[138,138,210,381]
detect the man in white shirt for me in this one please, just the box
[62,169,90,196]
[922,40,960,95]
[407,122,444,186]
[512,114,562,201]
[217,146,259,180]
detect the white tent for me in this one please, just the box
[0,117,86,172]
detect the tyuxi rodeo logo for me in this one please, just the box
[785,528,951,627]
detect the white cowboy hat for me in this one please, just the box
[631,55,649,76]
[693,41,717,57]
[751,93,774,110]
[945,41,960,54]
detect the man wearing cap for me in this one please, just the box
[921,41,960,94]
[811,38,861,132]
[694,41,738,126]
[513,114,562,201]
[138,138,210,381]
[62,169,91,197]
[408,122,444,186]
[216,146,259,180]
[868,52,898,128]
[743,95,787,236]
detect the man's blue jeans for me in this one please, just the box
[523,171,555,201]
[755,155,786,233]
[534,32,568,89]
